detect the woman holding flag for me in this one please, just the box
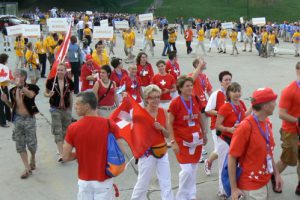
[131,84,174,200]
[168,75,207,200]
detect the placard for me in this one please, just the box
[86,11,93,15]
[252,17,266,26]
[240,17,244,24]
[100,19,109,27]
[221,22,234,29]
[47,18,68,32]
[6,25,23,36]
[93,26,113,39]
[22,25,41,37]
[114,20,129,29]
[139,13,153,22]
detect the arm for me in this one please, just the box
[279,108,298,123]
[113,82,119,107]
[22,87,36,99]
[272,158,283,192]
[92,81,100,100]
[0,93,12,108]
[199,113,207,145]
[168,112,179,154]
[62,141,76,162]
[216,114,235,133]
[228,155,244,200]
[44,88,55,98]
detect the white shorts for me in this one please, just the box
[78,178,114,200]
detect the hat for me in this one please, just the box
[251,87,277,106]
[86,54,93,61]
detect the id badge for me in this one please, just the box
[142,70,148,76]
[267,154,274,174]
[188,120,195,127]
[132,95,137,100]
[89,81,94,86]
[74,52,78,58]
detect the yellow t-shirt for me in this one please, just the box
[169,32,177,43]
[92,51,110,66]
[124,32,135,48]
[293,32,300,43]
[268,34,276,45]
[35,40,47,54]
[210,28,219,38]
[261,32,268,44]
[46,36,57,54]
[25,50,39,69]
[14,40,25,57]
[230,31,238,42]
[145,28,154,40]
[84,16,89,24]
[197,29,205,41]
[84,28,92,36]
[220,30,227,38]
[246,27,253,37]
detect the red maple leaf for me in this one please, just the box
[0,69,8,77]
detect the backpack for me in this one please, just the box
[106,120,126,177]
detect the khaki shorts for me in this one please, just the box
[50,108,72,143]
[243,184,270,200]
[280,129,300,166]
[12,115,37,153]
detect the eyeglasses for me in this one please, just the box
[147,96,160,100]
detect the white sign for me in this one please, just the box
[139,13,153,22]
[100,19,109,27]
[252,17,266,26]
[47,18,68,32]
[86,11,93,15]
[93,26,114,39]
[22,25,41,37]
[114,20,129,29]
[6,25,23,36]
[221,22,234,29]
[240,17,244,24]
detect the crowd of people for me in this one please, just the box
[0,9,300,200]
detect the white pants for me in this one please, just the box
[196,41,206,55]
[77,179,114,200]
[217,138,229,195]
[131,154,173,200]
[176,163,198,200]
[218,38,226,50]
[143,39,154,56]
[211,129,219,154]
[209,37,219,49]
[295,43,299,55]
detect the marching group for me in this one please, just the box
[0,12,300,200]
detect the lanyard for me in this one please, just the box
[229,101,242,123]
[116,71,123,80]
[199,75,206,91]
[253,114,270,152]
[180,96,193,118]
[297,80,300,88]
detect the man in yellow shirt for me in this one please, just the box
[25,42,40,84]
[218,28,227,53]
[143,24,154,56]
[208,25,219,53]
[229,28,239,55]
[268,30,276,57]
[292,29,300,57]
[196,25,206,56]
[168,27,177,52]
[123,28,136,61]
[45,33,58,69]
[243,25,253,52]
[261,28,268,58]
[92,40,110,66]
[14,35,25,69]
[35,35,47,78]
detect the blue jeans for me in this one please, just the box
[162,40,171,55]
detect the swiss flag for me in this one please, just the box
[48,25,72,80]
[110,95,157,159]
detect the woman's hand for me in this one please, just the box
[172,141,180,154]
[154,122,164,131]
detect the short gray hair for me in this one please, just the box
[143,84,161,105]
[76,91,98,110]
[15,69,27,81]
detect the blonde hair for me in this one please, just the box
[143,84,162,106]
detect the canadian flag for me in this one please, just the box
[110,95,157,159]
[0,64,13,83]
[48,25,72,80]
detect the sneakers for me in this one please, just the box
[202,149,208,155]
[295,184,300,196]
[218,193,228,200]
[199,157,205,163]
[204,159,212,176]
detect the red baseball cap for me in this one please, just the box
[251,87,277,106]
[86,54,93,61]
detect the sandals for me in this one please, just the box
[20,169,32,179]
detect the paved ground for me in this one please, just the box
[0,29,299,200]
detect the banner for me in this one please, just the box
[6,25,23,36]
[221,22,234,29]
[86,11,93,15]
[114,21,129,29]
[100,19,109,27]
[22,25,41,37]
[93,26,113,39]
[240,17,244,24]
[47,18,68,32]
[139,13,153,22]
[252,17,266,26]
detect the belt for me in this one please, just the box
[98,105,116,111]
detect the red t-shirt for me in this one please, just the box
[229,115,275,190]
[80,63,100,92]
[110,69,128,87]
[279,81,300,133]
[205,90,226,130]
[165,60,180,80]
[168,96,204,164]
[151,108,167,146]
[151,73,176,101]
[218,100,247,140]
[137,63,154,87]
[189,73,213,107]
[97,80,116,106]
[65,116,120,181]
[185,29,193,41]
[120,76,142,103]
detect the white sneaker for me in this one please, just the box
[204,159,211,176]
[202,149,208,155]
